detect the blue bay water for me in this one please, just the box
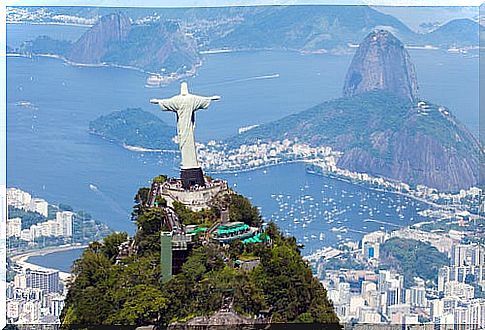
[7,24,478,269]
[28,248,85,273]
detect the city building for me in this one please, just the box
[451,243,484,267]
[409,285,427,308]
[24,269,61,293]
[444,281,475,300]
[7,217,22,237]
[438,265,485,293]
[7,187,32,209]
[56,211,74,237]
[361,231,387,260]
[29,198,49,217]
[50,295,65,317]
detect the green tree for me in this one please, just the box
[101,232,128,261]
[229,194,262,227]
[134,207,167,255]
[107,284,167,325]
[132,187,150,221]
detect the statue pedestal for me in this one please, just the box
[152,176,228,212]
[180,167,205,189]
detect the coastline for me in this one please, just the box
[10,244,88,281]
[6,52,197,82]
[123,144,178,153]
[207,159,464,212]
[205,158,310,175]
[7,21,93,27]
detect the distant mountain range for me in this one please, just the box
[227,30,481,191]
[8,6,482,75]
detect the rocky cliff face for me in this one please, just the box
[335,102,481,191]
[67,13,131,64]
[343,30,418,102]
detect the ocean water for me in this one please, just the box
[28,248,85,273]
[7,24,479,268]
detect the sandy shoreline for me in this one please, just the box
[10,244,88,281]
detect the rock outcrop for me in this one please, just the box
[343,29,418,102]
[67,13,131,64]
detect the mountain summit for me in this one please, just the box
[343,30,418,102]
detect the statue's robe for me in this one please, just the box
[157,94,211,169]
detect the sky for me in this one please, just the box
[4,0,484,7]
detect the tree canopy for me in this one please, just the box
[61,179,339,327]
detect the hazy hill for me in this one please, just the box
[208,5,417,51]
[10,7,481,74]
[425,18,482,47]
[66,13,200,73]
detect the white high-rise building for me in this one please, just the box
[29,224,43,240]
[438,265,485,292]
[29,198,48,217]
[444,281,475,300]
[409,285,427,308]
[20,228,32,242]
[361,231,387,259]
[7,217,21,237]
[50,295,65,317]
[338,282,351,305]
[56,211,74,237]
[14,273,27,289]
[451,243,484,267]
[7,187,32,209]
[6,300,20,320]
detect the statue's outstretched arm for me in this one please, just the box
[149,98,162,104]
[150,98,177,112]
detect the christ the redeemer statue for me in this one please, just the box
[150,82,220,189]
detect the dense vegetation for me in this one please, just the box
[89,108,177,151]
[8,206,47,230]
[171,193,262,228]
[379,238,449,287]
[61,182,338,327]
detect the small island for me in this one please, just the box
[89,108,177,151]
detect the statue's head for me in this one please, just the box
[180,82,189,96]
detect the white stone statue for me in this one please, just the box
[150,82,220,170]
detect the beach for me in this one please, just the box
[10,244,88,281]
